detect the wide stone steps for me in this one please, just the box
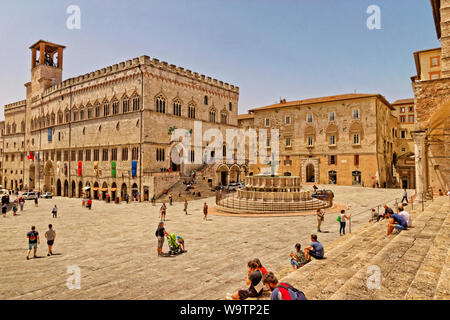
[274,197,449,300]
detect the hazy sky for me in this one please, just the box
[0,0,440,120]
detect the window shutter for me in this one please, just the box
[328,155,331,165]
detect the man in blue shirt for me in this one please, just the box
[386,212,408,236]
[304,234,324,261]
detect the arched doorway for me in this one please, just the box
[121,183,127,200]
[44,161,54,192]
[306,164,315,182]
[111,182,117,201]
[229,165,240,184]
[78,181,83,198]
[93,182,99,200]
[56,179,62,196]
[84,182,91,199]
[328,171,337,185]
[29,164,36,190]
[216,165,229,186]
[64,180,69,197]
[101,182,108,200]
[170,144,183,172]
[131,183,139,201]
[352,171,361,185]
[71,181,76,197]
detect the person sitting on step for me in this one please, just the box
[263,272,307,300]
[304,234,324,261]
[386,211,408,236]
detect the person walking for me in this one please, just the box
[12,203,18,216]
[26,226,40,260]
[45,224,56,256]
[2,203,6,218]
[160,203,167,221]
[184,199,188,215]
[401,189,408,204]
[169,193,173,206]
[339,209,351,235]
[52,205,58,218]
[316,208,325,232]
[19,197,24,211]
[87,198,92,210]
[34,196,38,207]
[125,193,129,204]
[203,202,208,220]
[151,194,156,206]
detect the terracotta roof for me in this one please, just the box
[392,99,414,105]
[237,114,254,120]
[248,93,393,112]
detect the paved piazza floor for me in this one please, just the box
[0,186,412,300]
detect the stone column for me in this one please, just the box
[412,131,427,198]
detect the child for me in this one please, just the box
[176,235,185,251]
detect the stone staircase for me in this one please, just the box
[157,177,215,203]
[267,196,450,300]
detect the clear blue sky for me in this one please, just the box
[0,0,440,120]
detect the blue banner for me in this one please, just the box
[48,128,52,141]
[132,161,137,177]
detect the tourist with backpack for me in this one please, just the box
[263,272,307,300]
[338,209,351,235]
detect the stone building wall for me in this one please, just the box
[240,95,396,187]
[2,42,242,200]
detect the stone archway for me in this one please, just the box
[78,181,83,198]
[216,165,229,186]
[44,161,54,193]
[301,158,319,184]
[64,180,69,197]
[71,181,76,197]
[56,179,62,196]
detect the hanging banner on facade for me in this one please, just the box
[56,161,60,175]
[112,161,116,177]
[131,161,137,177]
[64,163,68,175]
[48,128,52,142]
[78,161,82,176]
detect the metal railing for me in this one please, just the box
[215,189,333,212]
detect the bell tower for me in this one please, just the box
[25,40,65,97]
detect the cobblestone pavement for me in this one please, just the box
[0,186,411,300]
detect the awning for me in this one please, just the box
[93,187,99,191]
[101,188,108,192]
[83,186,91,190]
[110,188,117,192]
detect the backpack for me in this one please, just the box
[277,283,307,300]
[336,215,341,222]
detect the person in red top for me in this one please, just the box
[253,258,268,275]
[87,198,93,210]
